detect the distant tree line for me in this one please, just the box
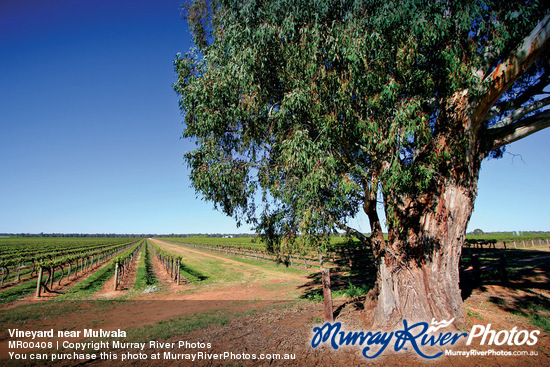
[0,233,257,238]
[0,233,150,238]
[2,231,547,239]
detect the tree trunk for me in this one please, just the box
[374,180,477,327]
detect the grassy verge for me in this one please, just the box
[179,261,208,283]
[173,243,311,276]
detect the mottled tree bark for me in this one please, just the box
[374,181,477,326]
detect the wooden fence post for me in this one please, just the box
[49,267,54,290]
[114,262,119,290]
[322,268,334,322]
[36,266,44,297]
[176,259,181,285]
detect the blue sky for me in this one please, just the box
[0,1,548,234]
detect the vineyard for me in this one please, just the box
[1,233,549,303]
[0,238,140,302]
[0,236,309,305]
[0,235,548,366]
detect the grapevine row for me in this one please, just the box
[148,241,186,285]
[0,238,138,287]
[32,240,141,297]
[112,241,143,290]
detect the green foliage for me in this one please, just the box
[112,242,142,267]
[176,0,547,252]
[344,280,371,298]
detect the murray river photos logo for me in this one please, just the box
[311,319,540,359]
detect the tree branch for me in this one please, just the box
[334,220,369,245]
[474,13,550,127]
[488,96,550,129]
[484,70,550,121]
[484,109,550,151]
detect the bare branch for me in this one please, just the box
[489,96,550,129]
[474,13,550,127]
[484,109,550,151]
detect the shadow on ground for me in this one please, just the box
[298,243,550,327]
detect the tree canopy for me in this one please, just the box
[175,0,549,254]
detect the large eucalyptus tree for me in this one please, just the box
[174,0,549,325]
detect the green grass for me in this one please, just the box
[0,277,40,303]
[466,308,484,320]
[509,299,550,332]
[56,262,115,300]
[305,291,324,302]
[179,261,208,283]
[122,310,231,341]
[527,313,550,332]
[174,254,238,285]
[164,232,549,252]
[134,244,157,290]
[509,309,550,332]
[1,300,300,367]
[160,242,309,286]
[0,266,68,303]
[161,235,372,253]
[213,252,311,275]
[162,236,265,250]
